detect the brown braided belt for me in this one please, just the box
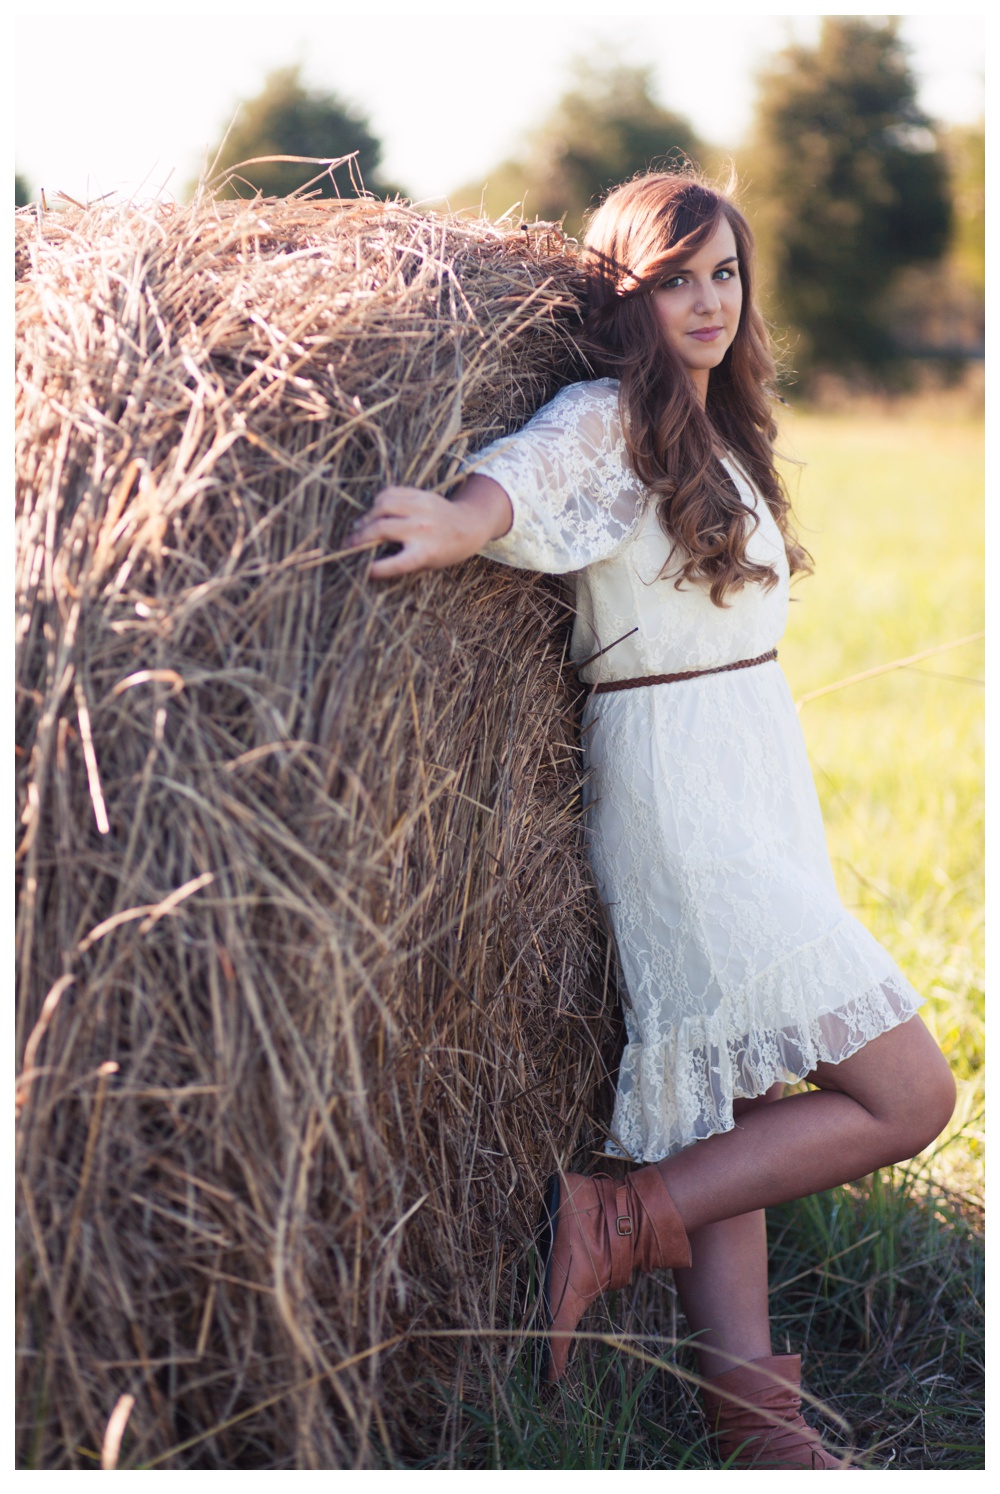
[591,647,778,694]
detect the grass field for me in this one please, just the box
[454,405,985,1472]
[778,406,985,1189]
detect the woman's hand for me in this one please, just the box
[346,475,513,579]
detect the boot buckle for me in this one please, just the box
[616,1213,633,1236]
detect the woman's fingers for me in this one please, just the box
[349,509,437,565]
[344,479,506,579]
[345,485,469,577]
[348,489,408,542]
[367,541,431,579]
[348,487,436,545]
[349,512,409,548]
[365,484,431,523]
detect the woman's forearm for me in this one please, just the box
[449,473,514,545]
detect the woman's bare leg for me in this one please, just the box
[657,1015,955,1236]
[673,1210,771,1380]
[672,1089,782,1380]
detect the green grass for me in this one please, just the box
[436,407,985,1471]
[778,407,984,1193]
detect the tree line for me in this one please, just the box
[16,19,983,385]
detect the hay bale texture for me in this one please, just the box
[15,197,621,1469]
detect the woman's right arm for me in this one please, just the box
[346,474,514,579]
[349,383,644,581]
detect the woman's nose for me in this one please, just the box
[694,280,721,314]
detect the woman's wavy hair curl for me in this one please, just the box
[581,170,811,606]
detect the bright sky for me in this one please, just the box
[15,6,986,207]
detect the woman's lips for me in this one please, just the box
[688,327,724,342]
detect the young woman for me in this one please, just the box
[347,173,955,1468]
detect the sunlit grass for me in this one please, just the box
[778,408,984,1196]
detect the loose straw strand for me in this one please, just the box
[795,631,984,712]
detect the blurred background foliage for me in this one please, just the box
[15,16,983,394]
[199,64,399,202]
[743,18,950,375]
[447,60,703,235]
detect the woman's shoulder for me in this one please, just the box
[544,377,620,412]
[531,378,623,441]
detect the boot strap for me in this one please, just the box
[606,1183,634,1290]
[629,1166,693,1270]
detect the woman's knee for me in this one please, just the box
[879,1042,956,1157]
[912,1049,957,1143]
[813,1016,956,1156]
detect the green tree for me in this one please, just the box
[15,172,31,207]
[746,17,951,377]
[942,120,984,296]
[452,61,702,235]
[879,118,984,363]
[203,65,395,201]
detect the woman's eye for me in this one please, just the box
[715,268,737,281]
[661,276,685,290]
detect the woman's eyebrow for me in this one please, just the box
[668,255,739,274]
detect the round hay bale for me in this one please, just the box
[15,196,621,1468]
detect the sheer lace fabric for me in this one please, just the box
[471,379,923,1162]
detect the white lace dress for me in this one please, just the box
[469,378,923,1162]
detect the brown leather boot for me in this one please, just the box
[702,1354,847,1468]
[537,1167,691,1383]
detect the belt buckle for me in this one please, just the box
[616,1213,633,1237]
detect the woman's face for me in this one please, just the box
[650,216,743,401]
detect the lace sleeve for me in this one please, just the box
[465,379,647,574]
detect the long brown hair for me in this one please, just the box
[582,171,811,605]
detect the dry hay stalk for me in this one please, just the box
[15,196,623,1468]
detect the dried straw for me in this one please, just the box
[15,195,623,1468]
